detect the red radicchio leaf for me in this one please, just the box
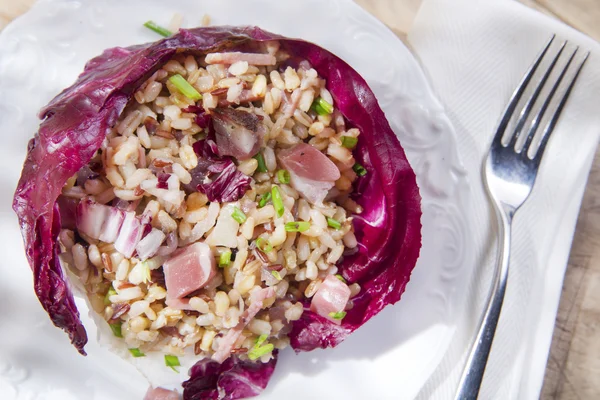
[183,353,277,400]
[188,139,251,203]
[182,105,211,129]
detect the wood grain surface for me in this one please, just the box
[1,0,598,399]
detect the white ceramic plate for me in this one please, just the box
[0,0,474,399]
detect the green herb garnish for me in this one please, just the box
[276,169,290,184]
[335,274,347,284]
[327,217,342,230]
[311,97,334,115]
[256,237,273,253]
[328,311,347,320]
[143,21,172,37]
[164,355,181,372]
[231,207,247,224]
[352,162,367,177]
[248,343,274,361]
[284,221,310,232]
[168,74,202,101]
[104,286,117,306]
[219,251,232,268]
[109,322,123,338]
[129,348,146,357]
[341,136,358,149]
[271,185,284,217]
[254,152,267,173]
[258,191,271,208]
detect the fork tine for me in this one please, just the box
[520,47,578,154]
[510,41,567,150]
[493,35,555,147]
[531,51,590,159]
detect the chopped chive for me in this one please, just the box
[248,343,275,361]
[219,251,232,268]
[284,221,310,232]
[328,311,347,320]
[164,355,181,372]
[256,334,268,347]
[143,20,172,37]
[352,162,367,177]
[256,237,273,253]
[271,186,284,217]
[104,286,117,306]
[271,270,282,281]
[129,348,146,357]
[311,97,334,115]
[335,274,347,284]
[276,169,290,184]
[327,217,342,230]
[258,192,271,208]
[231,207,247,224]
[254,152,267,173]
[109,322,123,338]
[168,74,202,101]
[341,136,358,149]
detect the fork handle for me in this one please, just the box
[454,205,514,400]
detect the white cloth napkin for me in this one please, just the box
[407,0,600,399]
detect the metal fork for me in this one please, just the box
[454,36,590,400]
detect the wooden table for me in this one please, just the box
[1,0,598,398]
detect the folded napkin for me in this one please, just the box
[407,0,600,398]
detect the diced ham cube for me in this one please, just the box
[212,287,275,363]
[143,386,180,400]
[310,275,351,325]
[278,143,341,205]
[163,242,217,307]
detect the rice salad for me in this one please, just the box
[58,42,366,367]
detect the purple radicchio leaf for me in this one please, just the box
[183,353,277,400]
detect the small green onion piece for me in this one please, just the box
[231,207,247,224]
[335,274,347,284]
[219,251,232,268]
[109,322,123,338]
[254,152,268,173]
[129,348,146,357]
[143,20,172,37]
[256,237,273,253]
[352,162,367,177]
[164,355,181,372]
[327,217,342,230]
[276,169,290,184]
[104,287,117,306]
[248,343,275,361]
[341,136,358,149]
[168,74,202,101]
[284,221,310,232]
[256,334,269,347]
[258,192,271,208]
[328,311,347,320]
[312,97,334,115]
[271,270,282,281]
[271,186,284,217]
